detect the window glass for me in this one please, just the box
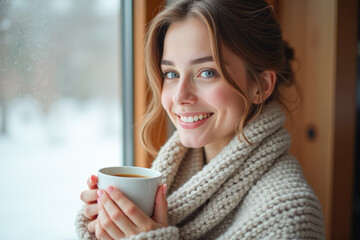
[0,0,122,239]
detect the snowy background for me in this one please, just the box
[0,98,122,239]
[0,0,122,239]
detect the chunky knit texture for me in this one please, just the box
[75,103,324,239]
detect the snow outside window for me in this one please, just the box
[0,0,122,239]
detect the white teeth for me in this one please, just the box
[180,114,211,123]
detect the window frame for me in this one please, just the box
[121,0,134,166]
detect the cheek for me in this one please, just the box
[209,87,243,107]
[161,88,172,112]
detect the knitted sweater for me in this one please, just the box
[75,103,324,239]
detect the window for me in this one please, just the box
[0,0,122,239]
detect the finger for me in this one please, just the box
[152,184,168,225]
[98,204,124,239]
[95,219,112,240]
[88,219,96,233]
[84,203,98,220]
[80,189,98,204]
[98,189,139,236]
[105,186,150,227]
[87,175,98,190]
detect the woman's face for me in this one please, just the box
[161,17,257,159]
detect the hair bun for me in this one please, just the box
[283,41,295,61]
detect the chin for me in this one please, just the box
[179,136,205,149]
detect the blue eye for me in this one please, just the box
[200,70,215,78]
[164,71,179,79]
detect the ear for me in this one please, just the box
[251,70,277,104]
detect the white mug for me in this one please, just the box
[97,166,162,217]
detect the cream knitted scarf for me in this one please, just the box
[150,102,323,239]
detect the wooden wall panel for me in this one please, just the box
[332,1,357,238]
[133,0,167,168]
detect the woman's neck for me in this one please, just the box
[203,133,235,164]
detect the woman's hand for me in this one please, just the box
[95,184,168,239]
[80,175,99,233]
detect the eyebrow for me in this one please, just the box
[160,56,214,66]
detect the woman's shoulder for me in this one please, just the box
[256,154,310,191]
[236,154,325,238]
[245,153,320,208]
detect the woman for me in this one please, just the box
[76,0,324,239]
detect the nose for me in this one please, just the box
[172,78,198,105]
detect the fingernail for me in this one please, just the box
[97,189,103,198]
[106,186,114,194]
[90,175,96,184]
[162,184,167,196]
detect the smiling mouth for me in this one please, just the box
[178,113,213,123]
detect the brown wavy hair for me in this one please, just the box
[141,0,299,156]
